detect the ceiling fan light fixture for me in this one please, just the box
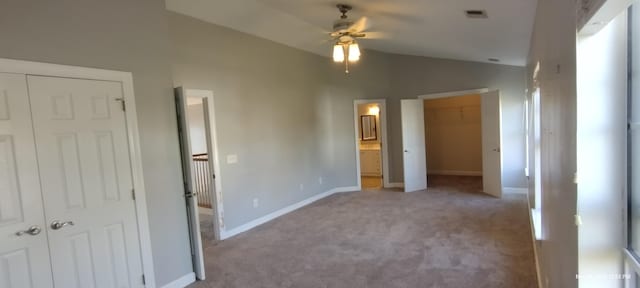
[348,43,360,62]
[333,44,345,62]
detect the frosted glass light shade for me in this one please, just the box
[348,43,360,62]
[333,44,345,62]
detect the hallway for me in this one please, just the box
[190,177,537,288]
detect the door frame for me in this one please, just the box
[0,58,157,287]
[417,88,489,172]
[418,88,490,100]
[353,99,390,189]
[417,88,504,195]
[178,88,224,239]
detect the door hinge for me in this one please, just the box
[115,98,126,111]
[212,173,216,179]
[132,189,136,201]
[142,274,146,285]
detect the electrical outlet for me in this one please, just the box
[299,184,304,191]
[253,198,259,208]
[318,177,323,185]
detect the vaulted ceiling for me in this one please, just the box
[165,0,537,66]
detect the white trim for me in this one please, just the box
[387,182,405,188]
[160,272,196,288]
[531,208,542,240]
[526,193,544,288]
[331,186,360,193]
[353,99,391,189]
[353,103,362,190]
[417,88,489,100]
[220,186,358,240]
[503,187,528,194]
[578,0,635,35]
[624,249,640,275]
[182,88,224,239]
[428,170,482,176]
[184,89,222,194]
[0,58,156,287]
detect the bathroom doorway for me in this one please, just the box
[353,99,390,190]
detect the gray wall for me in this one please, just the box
[0,0,192,286]
[169,12,341,229]
[0,1,530,284]
[526,0,579,286]
[386,55,527,187]
[168,12,528,233]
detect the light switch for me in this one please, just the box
[226,154,238,164]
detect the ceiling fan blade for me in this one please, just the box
[348,16,371,33]
[330,31,342,38]
[362,31,389,40]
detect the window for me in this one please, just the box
[525,98,529,177]
[532,88,542,212]
[629,3,640,254]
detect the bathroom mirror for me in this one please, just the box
[361,115,377,141]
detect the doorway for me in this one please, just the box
[175,88,223,281]
[407,88,503,197]
[423,94,483,192]
[353,99,390,190]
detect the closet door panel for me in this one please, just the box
[0,73,53,288]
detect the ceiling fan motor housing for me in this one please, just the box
[333,18,354,32]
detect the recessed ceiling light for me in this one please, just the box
[465,10,488,19]
[488,58,500,62]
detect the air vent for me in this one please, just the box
[465,10,488,18]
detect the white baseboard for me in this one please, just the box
[428,170,482,176]
[504,187,528,194]
[386,182,404,188]
[161,272,195,288]
[332,186,359,193]
[220,186,358,240]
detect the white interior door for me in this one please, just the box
[481,90,503,197]
[0,73,53,288]
[27,75,144,288]
[175,87,206,280]
[401,99,427,192]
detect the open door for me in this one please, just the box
[481,90,503,197]
[175,87,206,280]
[401,99,428,192]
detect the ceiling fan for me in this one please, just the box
[330,4,374,73]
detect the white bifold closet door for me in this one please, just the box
[0,73,145,288]
[401,99,428,192]
[0,73,54,288]
[480,90,503,198]
[27,75,144,288]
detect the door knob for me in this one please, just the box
[50,220,74,230]
[15,225,42,236]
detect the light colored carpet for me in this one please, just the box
[190,176,537,288]
[199,213,216,250]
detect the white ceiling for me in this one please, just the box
[165,0,537,66]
